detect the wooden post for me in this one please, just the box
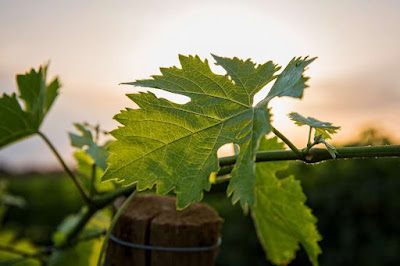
[104,194,222,266]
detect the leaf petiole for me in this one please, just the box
[89,163,98,197]
[97,190,137,266]
[307,126,313,146]
[271,127,304,159]
[38,131,92,206]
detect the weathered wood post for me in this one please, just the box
[104,194,222,266]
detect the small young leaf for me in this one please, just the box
[289,112,340,139]
[251,136,321,266]
[320,139,338,159]
[69,123,109,171]
[0,64,60,149]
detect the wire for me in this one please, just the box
[108,234,221,252]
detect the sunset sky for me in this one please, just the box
[1,0,399,171]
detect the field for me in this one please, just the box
[2,143,399,265]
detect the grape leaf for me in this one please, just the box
[0,64,60,149]
[289,112,340,139]
[266,56,316,100]
[251,136,321,266]
[104,54,315,209]
[69,123,109,171]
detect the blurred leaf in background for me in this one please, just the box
[0,230,41,265]
[69,123,110,171]
[0,172,83,244]
[48,209,110,266]
[69,123,117,195]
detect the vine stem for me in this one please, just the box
[64,207,96,242]
[219,144,400,170]
[97,190,137,266]
[38,131,92,206]
[271,127,303,159]
[65,185,137,243]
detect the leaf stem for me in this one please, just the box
[64,207,97,243]
[68,229,106,245]
[307,126,312,146]
[92,185,136,208]
[64,185,136,244]
[38,131,92,206]
[97,190,137,266]
[271,127,303,159]
[90,163,98,197]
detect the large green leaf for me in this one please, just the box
[0,64,60,148]
[104,54,314,209]
[251,136,321,265]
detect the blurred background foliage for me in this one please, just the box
[0,127,399,265]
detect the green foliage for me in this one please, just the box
[0,173,83,245]
[73,151,115,194]
[319,139,338,159]
[48,209,110,266]
[0,181,25,227]
[251,136,321,265]
[69,123,116,194]
[289,112,340,140]
[0,180,26,209]
[52,207,88,246]
[289,112,340,158]
[0,64,60,148]
[0,231,40,265]
[104,54,315,210]
[47,240,101,266]
[69,123,109,171]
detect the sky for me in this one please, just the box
[0,0,399,172]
